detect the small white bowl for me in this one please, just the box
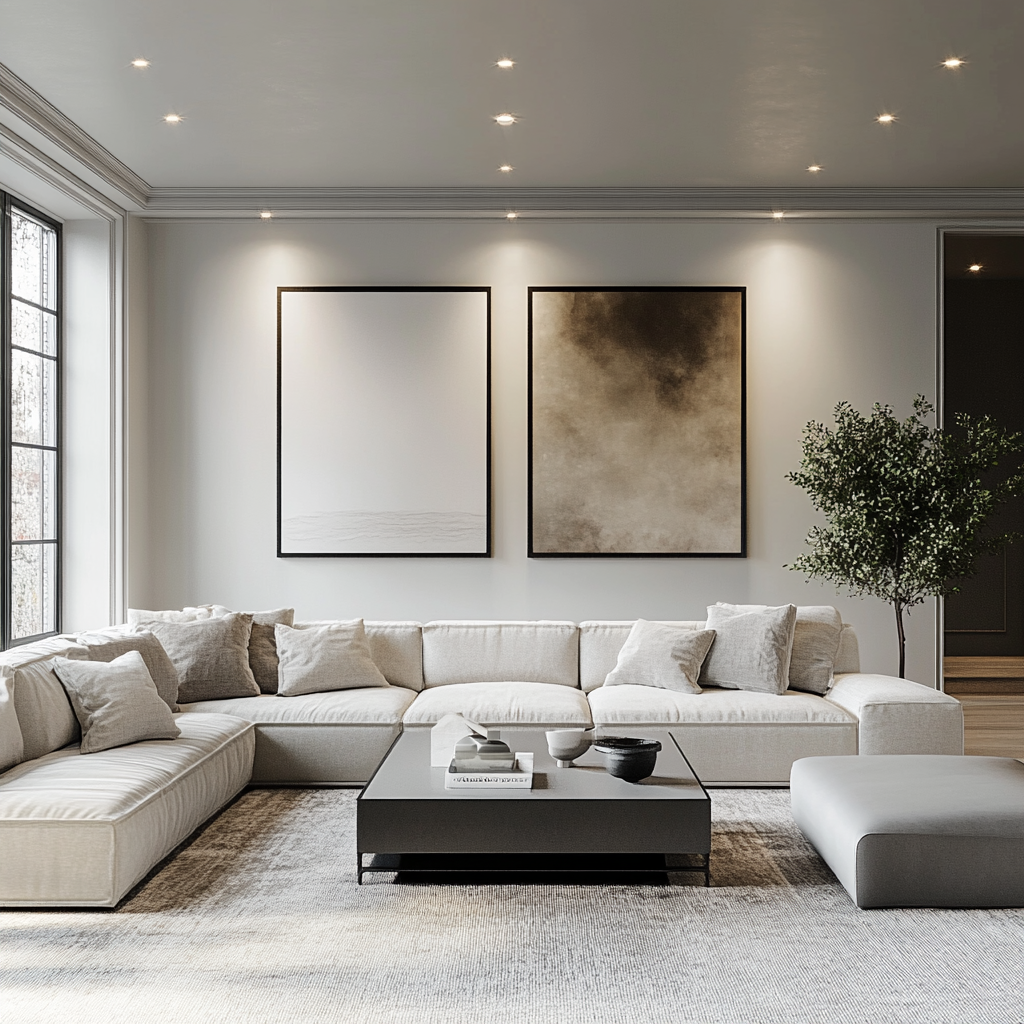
[545,728,594,767]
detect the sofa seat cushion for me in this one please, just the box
[180,686,417,726]
[0,713,254,907]
[588,684,857,725]
[403,681,593,728]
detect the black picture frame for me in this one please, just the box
[277,286,492,558]
[528,286,746,558]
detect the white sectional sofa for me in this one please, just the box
[0,616,963,907]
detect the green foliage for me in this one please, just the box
[787,397,1024,676]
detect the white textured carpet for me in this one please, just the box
[3,788,1023,1024]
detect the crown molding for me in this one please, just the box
[0,62,149,209]
[145,186,1024,218]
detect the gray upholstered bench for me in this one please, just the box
[791,755,1024,909]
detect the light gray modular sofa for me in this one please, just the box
[0,616,963,907]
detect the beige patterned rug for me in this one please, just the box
[3,788,1022,1024]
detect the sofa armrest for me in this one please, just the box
[824,674,964,756]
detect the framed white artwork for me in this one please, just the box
[278,286,491,556]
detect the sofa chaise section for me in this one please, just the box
[0,712,254,907]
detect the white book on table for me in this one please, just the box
[444,752,534,790]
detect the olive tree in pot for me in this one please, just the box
[787,397,1024,678]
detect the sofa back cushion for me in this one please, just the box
[579,621,706,692]
[1,638,90,762]
[294,621,423,691]
[835,624,860,674]
[422,621,579,688]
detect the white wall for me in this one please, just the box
[140,217,939,683]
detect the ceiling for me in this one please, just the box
[0,0,1022,192]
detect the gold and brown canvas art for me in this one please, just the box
[529,287,745,556]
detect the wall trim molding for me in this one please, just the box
[0,63,148,208]
[146,186,1024,218]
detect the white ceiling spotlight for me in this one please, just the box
[807,164,823,173]
[130,58,151,68]
[772,211,785,220]
[498,164,514,173]
[495,58,516,70]
[494,113,517,126]
[506,211,519,221]
[968,263,983,273]
[260,211,273,220]
[163,113,183,124]
[876,113,896,125]
[942,57,966,69]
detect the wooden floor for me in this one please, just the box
[958,695,1024,757]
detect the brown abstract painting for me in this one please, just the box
[529,287,745,556]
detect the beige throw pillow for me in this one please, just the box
[711,603,843,695]
[143,613,259,703]
[75,629,181,711]
[52,651,180,754]
[701,604,797,695]
[276,620,389,697]
[0,677,24,773]
[604,620,714,694]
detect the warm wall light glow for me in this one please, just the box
[131,58,151,68]
[496,58,515,69]
[163,113,183,123]
[260,211,273,220]
[506,211,518,220]
[772,211,785,220]
[876,113,896,124]
[942,57,965,68]
[494,113,517,126]
[968,263,983,272]
[807,164,822,173]
[499,164,514,173]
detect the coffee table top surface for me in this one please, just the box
[359,728,708,803]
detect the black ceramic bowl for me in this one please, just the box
[594,737,662,783]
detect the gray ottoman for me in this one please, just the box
[791,755,1024,909]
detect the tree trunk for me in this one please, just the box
[894,601,906,679]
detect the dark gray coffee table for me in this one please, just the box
[356,729,710,884]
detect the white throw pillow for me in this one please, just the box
[0,677,24,773]
[51,651,180,754]
[701,604,797,695]
[276,620,390,697]
[604,620,714,694]
[127,605,220,627]
[711,603,842,695]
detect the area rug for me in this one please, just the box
[3,788,1022,1024]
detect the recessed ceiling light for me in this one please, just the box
[807,164,823,173]
[163,113,183,123]
[494,113,517,126]
[968,263,983,272]
[131,58,151,68]
[942,57,966,69]
[506,211,518,220]
[260,211,273,220]
[496,58,516,69]
[772,211,785,220]
[499,164,514,173]
[876,113,896,124]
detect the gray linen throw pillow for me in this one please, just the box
[52,651,180,754]
[144,613,259,703]
[276,620,389,696]
[711,603,842,695]
[244,609,295,693]
[604,620,714,694]
[76,629,181,711]
[700,604,797,695]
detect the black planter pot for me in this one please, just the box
[594,737,662,783]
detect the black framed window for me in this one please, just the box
[1,194,61,647]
